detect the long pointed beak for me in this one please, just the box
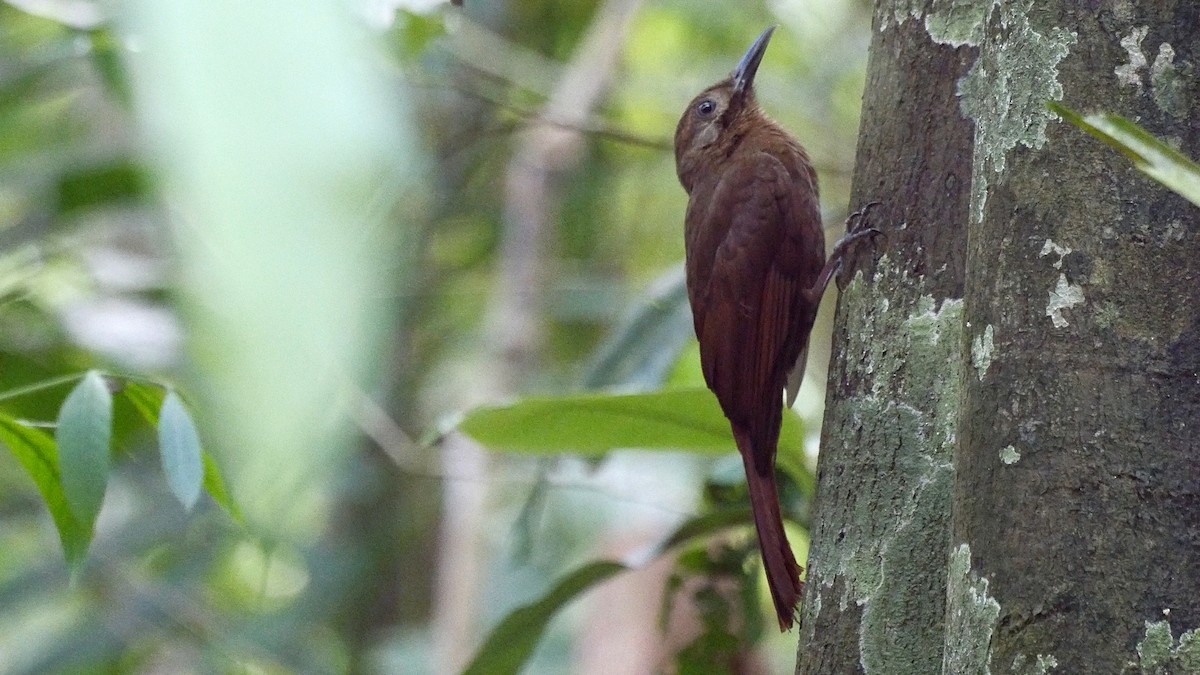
[733,26,776,96]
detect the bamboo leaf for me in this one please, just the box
[122,382,242,522]
[0,413,94,572]
[54,371,112,526]
[158,391,204,511]
[121,381,165,426]
[201,452,243,524]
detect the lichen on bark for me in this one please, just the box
[884,0,1079,223]
[954,0,1077,223]
[1133,621,1200,673]
[942,544,1000,675]
[802,259,962,674]
[971,324,994,380]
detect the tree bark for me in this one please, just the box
[799,2,1200,673]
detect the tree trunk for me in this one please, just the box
[798,3,1200,673]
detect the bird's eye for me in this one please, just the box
[696,99,717,117]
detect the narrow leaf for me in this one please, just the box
[1051,103,1200,207]
[121,381,165,425]
[462,561,627,675]
[459,387,805,457]
[655,507,755,553]
[122,382,242,522]
[202,452,243,524]
[55,371,113,525]
[55,160,150,216]
[461,503,794,675]
[158,391,204,510]
[581,266,693,389]
[0,413,94,572]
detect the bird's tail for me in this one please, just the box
[733,425,803,630]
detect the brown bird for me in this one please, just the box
[674,26,877,630]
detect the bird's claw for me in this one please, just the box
[846,201,882,233]
[843,201,886,249]
[830,203,885,258]
[824,203,886,293]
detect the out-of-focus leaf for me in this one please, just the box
[87,27,132,104]
[158,391,203,511]
[459,387,805,457]
[201,452,242,524]
[776,446,816,497]
[676,628,741,675]
[507,268,694,557]
[463,493,792,675]
[55,160,149,215]
[656,506,754,552]
[54,370,112,526]
[0,63,52,122]
[664,341,706,389]
[0,47,80,166]
[394,10,447,63]
[582,265,693,389]
[462,561,627,675]
[704,452,812,530]
[121,381,165,425]
[122,381,241,521]
[0,412,93,573]
[1051,103,1200,207]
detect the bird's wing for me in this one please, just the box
[689,152,822,458]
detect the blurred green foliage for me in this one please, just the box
[0,0,875,672]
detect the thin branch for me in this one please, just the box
[409,77,672,151]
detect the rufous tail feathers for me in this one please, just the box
[733,426,803,630]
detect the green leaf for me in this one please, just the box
[87,27,133,105]
[201,452,243,524]
[459,387,805,456]
[55,160,149,216]
[462,561,627,675]
[121,381,165,425]
[121,382,242,522]
[581,266,693,389]
[394,10,447,63]
[656,507,755,552]
[0,413,94,572]
[776,445,816,498]
[461,503,775,675]
[1050,103,1200,207]
[158,391,204,511]
[0,372,86,406]
[54,370,113,526]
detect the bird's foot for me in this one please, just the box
[846,201,881,233]
[804,202,887,302]
[824,202,885,291]
[835,201,884,254]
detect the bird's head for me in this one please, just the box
[674,26,775,191]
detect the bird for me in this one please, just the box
[674,25,878,630]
